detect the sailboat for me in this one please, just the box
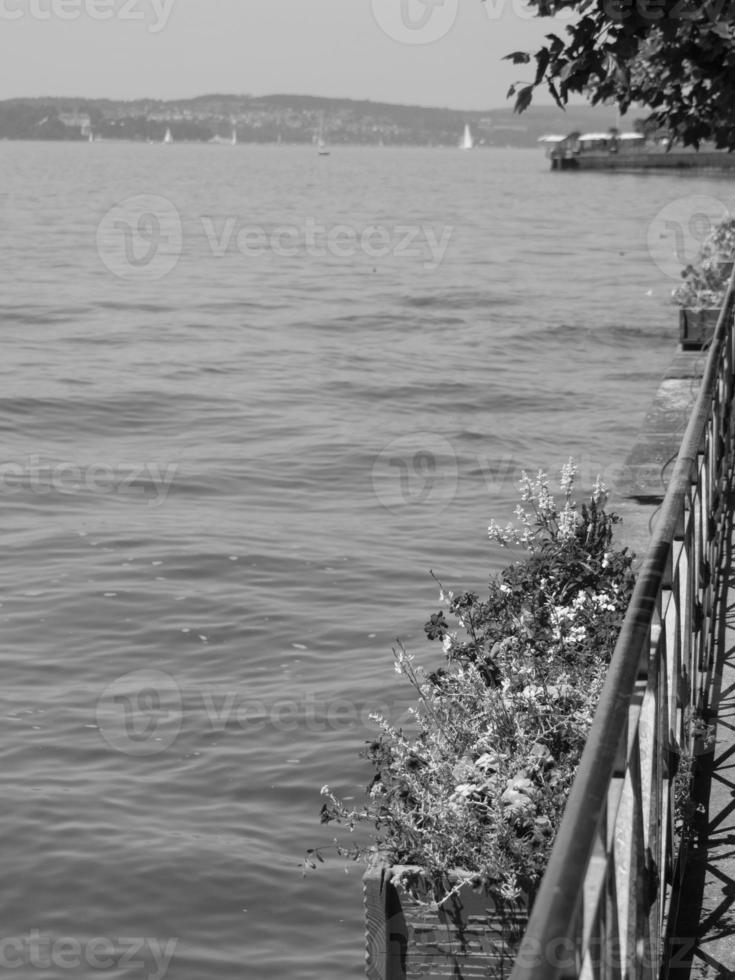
[316,114,330,156]
[459,124,474,150]
[163,127,173,145]
[231,127,237,146]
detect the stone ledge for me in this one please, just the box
[617,353,705,503]
[611,350,706,561]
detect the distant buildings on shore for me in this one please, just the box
[0,95,619,148]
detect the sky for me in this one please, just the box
[0,0,580,109]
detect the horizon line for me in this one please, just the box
[0,91,609,114]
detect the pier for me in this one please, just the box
[510,277,735,978]
[550,149,735,171]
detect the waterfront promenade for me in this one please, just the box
[618,349,735,978]
[671,520,735,979]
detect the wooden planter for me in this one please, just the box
[679,308,721,350]
[363,864,529,979]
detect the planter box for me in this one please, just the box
[363,864,528,979]
[679,308,721,350]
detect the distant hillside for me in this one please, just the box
[0,94,621,146]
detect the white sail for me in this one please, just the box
[460,124,473,150]
[163,127,173,144]
[316,113,330,155]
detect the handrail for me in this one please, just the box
[510,269,735,980]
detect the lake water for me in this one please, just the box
[1,141,733,979]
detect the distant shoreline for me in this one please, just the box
[0,94,618,150]
[0,137,543,148]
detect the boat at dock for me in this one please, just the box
[539,130,735,171]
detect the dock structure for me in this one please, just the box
[509,275,735,979]
[541,132,735,171]
[550,149,735,171]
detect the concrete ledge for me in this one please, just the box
[665,350,711,380]
[618,352,704,502]
[612,350,705,561]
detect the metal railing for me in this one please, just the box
[510,277,735,980]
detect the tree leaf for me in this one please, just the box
[514,85,535,114]
[535,48,551,85]
[503,2,735,147]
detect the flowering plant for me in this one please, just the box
[310,462,635,908]
[672,216,735,311]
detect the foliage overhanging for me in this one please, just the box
[503,0,735,149]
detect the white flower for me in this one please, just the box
[592,476,608,506]
[560,457,577,496]
[499,875,522,903]
[521,684,544,700]
[501,776,536,811]
[475,753,500,772]
[553,604,574,623]
[452,783,475,799]
[568,625,587,644]
[591,591,616,613]
[519,471,534,502]
[557,503,578,541]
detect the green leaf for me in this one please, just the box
[515,85,535,114]
[535,48,551,85]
